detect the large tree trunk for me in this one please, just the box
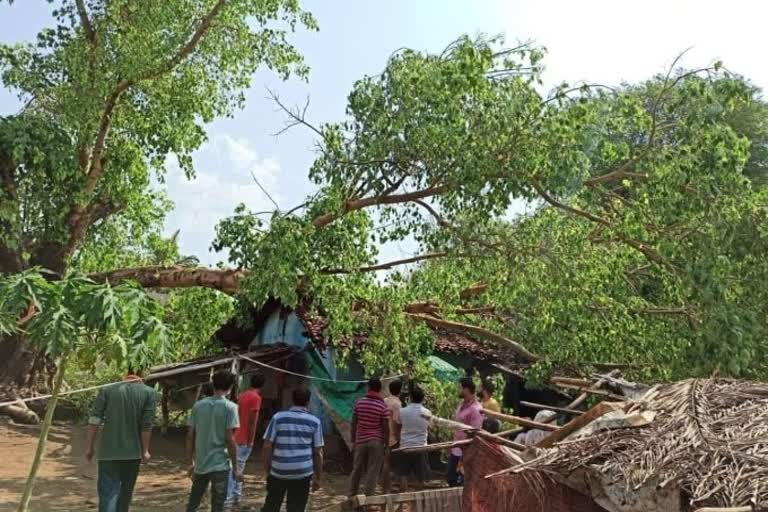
[0,253,58,395]
[0,333,52,394]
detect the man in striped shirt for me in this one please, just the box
[261,388,324,512]
[349,377,390,497]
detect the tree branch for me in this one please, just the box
[89,266,247,294]
[321,252,448,275]
[311,184,451,229]
[75,0,96,45]
[405,312,539,363]
[533,181,672,268]
[66,0,231,260]
[584,168,648,187]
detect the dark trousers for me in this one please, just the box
[446,454,463,487]
[349,440,385,496]
[186,470,229,512]
[261,475,311,512]
[98,459,141,512]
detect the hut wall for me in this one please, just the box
[247,309,360,440]
[462,438,607,512]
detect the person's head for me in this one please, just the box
[368,377,382,393]
[293,387,311,408]
[480,379,496,400]
[126,364,148,377]
[201,382,214,398]
[458,377,476,400]
[389,379,403,397]
[410,386,425,404]
[212,370,236,394]
[250,373,265,389]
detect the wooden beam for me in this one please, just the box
[693,508,752,512]
[535,401,623,449]
[519,401,584,416]
[161,385,170,435]
[565,369,621,409]
[146,349,288,382]
[553,384,625,401]
[481,409,560,431]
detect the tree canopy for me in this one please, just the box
[2,6,768,385]
[0,0,315,384]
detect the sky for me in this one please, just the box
[1,0,766,266]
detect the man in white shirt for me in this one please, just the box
[513,410,556,446]
[393,387,431,491]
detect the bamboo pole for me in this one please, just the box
[391,440,471,454]
[17,353,69,512]
[422,413,526,451]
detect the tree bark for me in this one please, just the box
[89,266,247,293]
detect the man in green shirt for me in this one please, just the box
[186,370,243,512]
[86,369,157,512]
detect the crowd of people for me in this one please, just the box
[86,368,322,512]
[84,366,554,512]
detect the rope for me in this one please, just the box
[0,350,398,409]
[237,353,375,383]
[0,379,133,409]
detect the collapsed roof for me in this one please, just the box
[471,378,768,512]
[213,297,521,364]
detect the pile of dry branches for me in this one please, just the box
[525,379,768,509]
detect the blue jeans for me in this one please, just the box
[97,460,141,512]
[225,444,252,502]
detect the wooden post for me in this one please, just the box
[17,353,69,512]
[230,356,240,402]
[519,400,584,416]
[161,385,170,435]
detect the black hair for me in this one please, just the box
[459,376,476,394]
[410,386,425,404]
[293,387,311,407]
[212,370,236,392]
[250,373,265,389]
[481,379,496,395]
[368,377,382,392]
[389,379,403,396]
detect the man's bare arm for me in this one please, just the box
[382,416,390,448]
[225,428,241,479]
[313,447,324,485]
[248,409,261,446]
[141,430,152,462]
[186,428,195,466]
[85,424,99,461]
[263,440,273,474]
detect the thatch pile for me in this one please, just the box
[518,379,768,510]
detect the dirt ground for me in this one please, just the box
[0,419,350,511]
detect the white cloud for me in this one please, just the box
[163,133,282,265]
[499,0,768,92]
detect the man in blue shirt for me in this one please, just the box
[261,388,324,512]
